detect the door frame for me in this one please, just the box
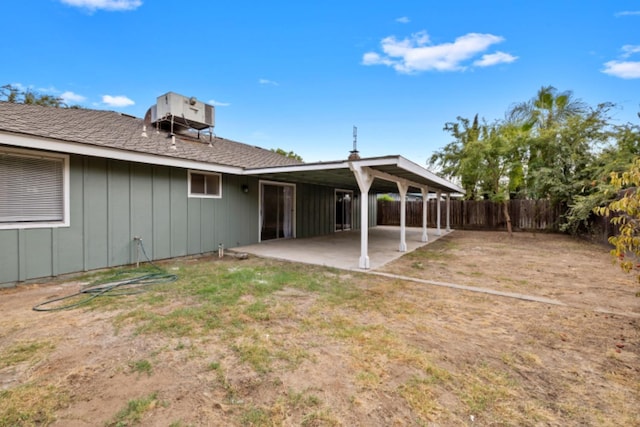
[258,180,296,242]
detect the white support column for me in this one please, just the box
[397,182,409,252]
[446,193,451,232]
[349,163,374,269]
[436,190,442,236]
[421,187,429,242]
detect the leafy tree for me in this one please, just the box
[531,104,612,205]
[507,85,587,130]
[507,86,611,205]
[431,86,619,234]
[378,194,395,202]
[429,114,484,199]
[270,148,303,161]
[430,118,529,235]
[595,157,640,289]
[563,114,640,234]
[1,84,66,107]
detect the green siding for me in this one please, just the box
[170,169,188,257]
[187,198,202,254]
[200,201,216,252]
[152,167,172,260]
[130,164,154,260]
[0,230,19,285]
[84,158,109,270]
[293,183,376,238]
[223,175,258,247]
[0,154,266,286]
[108,161,131,267]
[0,151,381,287]
[24,229,53,279]
[296,183,336,238]
[57,156,85,275]
[369,193,378,226]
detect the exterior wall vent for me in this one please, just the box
[150,92,215,131]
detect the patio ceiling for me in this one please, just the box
[244,155,464,194]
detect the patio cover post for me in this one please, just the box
[446,193,451,232]
[421,187,429,242]
[349,163,374,269]
[397,182,408,252]
[436,190,442,236]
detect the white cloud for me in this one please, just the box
[473,51,518,67]
[362,52,395,67]
[102,95,135,107]
[208,99,230,107]
[621,45,640,58]
[60,0,142,12]
[396,16,410,24]
[60,91,86,104]
[602,45,640,79]
[602,60,640,79]
[362,31,515,73]
[259,78,279,86]
[615,10,640,17]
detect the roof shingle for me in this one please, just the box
[0,102,303,169]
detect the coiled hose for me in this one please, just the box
[33,239,178,311]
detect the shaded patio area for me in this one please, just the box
[233,226,450,271]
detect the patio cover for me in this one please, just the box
[244,155,463,194]
[244,155,464,269]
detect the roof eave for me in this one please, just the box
[0,130,244,174]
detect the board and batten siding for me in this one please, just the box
[295,184,378,238]
[0,155,259,286]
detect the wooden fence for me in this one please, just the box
[377,199,563,231]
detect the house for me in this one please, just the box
[0,92,463,287]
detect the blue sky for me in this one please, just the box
[2,0,639,165]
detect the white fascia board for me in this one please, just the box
[0,131,243,175]
[396,156,465,194]
[244,160,351,175]
[350,156,401,168]
[243,156,401,175]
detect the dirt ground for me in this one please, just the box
[0,230,638,426]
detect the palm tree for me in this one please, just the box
[506,86,591,201]
[507,85,587,130]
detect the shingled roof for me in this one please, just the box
[0,102,302,169]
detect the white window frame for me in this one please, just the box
[188,170,222,198]
[0,147,70,230]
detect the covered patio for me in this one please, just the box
[234,225,451,271]
[244,155,464,269]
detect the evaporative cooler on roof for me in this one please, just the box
[150,92,215,131]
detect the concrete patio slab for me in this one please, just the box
[233,226,450,271]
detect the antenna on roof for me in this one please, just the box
[348,125,360,160]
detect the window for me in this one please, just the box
[0,148,69,229]
[188,170,222,198]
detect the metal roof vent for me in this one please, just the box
[150,92,215,132]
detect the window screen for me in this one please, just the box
[0,152,65,223]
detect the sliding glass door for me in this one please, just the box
[335,190,353,231]
[260,182,295,241]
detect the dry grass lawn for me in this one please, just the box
[0,230,638,426]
